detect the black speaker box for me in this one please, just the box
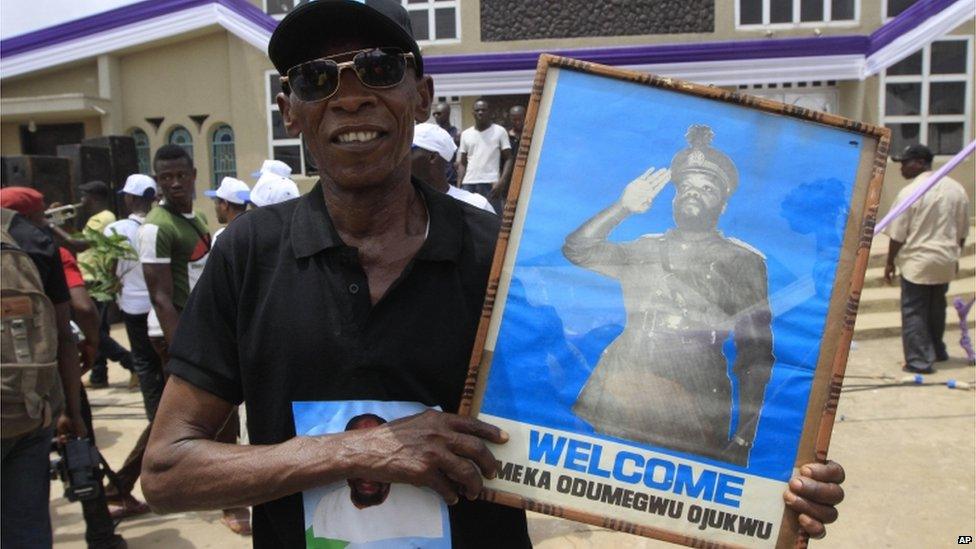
[0,155,74,206]
[56,143,113,199]
[82,136,138,189]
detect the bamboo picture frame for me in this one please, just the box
[458,54,890,548]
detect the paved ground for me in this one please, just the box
[53,325,975,548]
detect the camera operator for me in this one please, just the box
[1,187,126,549]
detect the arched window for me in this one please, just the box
[130,128,151,174]
[167,126,193,160]
[211,124,237,188]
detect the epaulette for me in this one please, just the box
[727,237,766,259]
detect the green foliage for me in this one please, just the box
[305,527,349,549]
[75,228,136,302]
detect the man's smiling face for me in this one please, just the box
[278,41,433,191]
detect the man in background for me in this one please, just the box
[105,174,161,423]
[99,175,162,519]
[58,242,142,540]
[412,122,494,213]
[205,176,250,243]
[138,144,250,535]
[490,105,526,212]
[433,101,460,145]
[65,181,134,389]
[432,101,460,186]
[457,98,513,199]
[884,144,970,374]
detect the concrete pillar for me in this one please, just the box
[97,54,123,135]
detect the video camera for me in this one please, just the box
[50,437,102,502]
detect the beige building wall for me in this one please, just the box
[0,117,102,155]
[2,62,99,98]
[0,123,19,155]
[115,31,275,229]
[0,30,277,230]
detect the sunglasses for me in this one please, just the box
[281,47,415,103]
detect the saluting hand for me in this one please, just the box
[620,167,671,214]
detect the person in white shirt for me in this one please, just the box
[104,174,160,417]
[456,98,513,199]
[883,143,971,374]
[205,176,250,243]
[412,123,495,214]
[101,174,162,518]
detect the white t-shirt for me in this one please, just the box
[104,214,151,315]
[458,124,510,186]
[310,483,444,545]
[446,185,496,214]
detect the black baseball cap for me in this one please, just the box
[78,180,111,197]
[268,0,423,76]
[891,143,933,163]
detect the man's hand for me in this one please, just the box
[78,340,97,375]
[784,460,845,540]
[351,410,507,505]
[883,262,896,285]
[620,167,670,213]
[57,411,88,440]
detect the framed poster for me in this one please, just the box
[459,55,890,548]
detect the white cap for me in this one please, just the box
[204,176,250,205]
[251,159,293,179]
[118,174,157,198]
[413,122,457,162]
[250,172,300,207]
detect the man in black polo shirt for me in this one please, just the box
[143,1,845,546]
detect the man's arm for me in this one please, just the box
[562,167,670,277]
[884,239,903,284]
[495,148,514,193]
[68,286,100,374]
[143,263,180,344]
[54,301,86,438]
[48,223,90,253]
[142,376,507,511]
[456,152,467,186]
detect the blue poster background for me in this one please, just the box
[479,69,864,481]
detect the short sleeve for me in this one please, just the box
[498,127,511,151]
[883,186,911,243]
[85,211,115,233]
[167,243,243,404]
[138,223,171,264]
[59,248,86,289]
[457,131,469,156]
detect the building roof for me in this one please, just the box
[0,0,275,79]
[1,0,971,87]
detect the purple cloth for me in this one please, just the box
[875,140,976,235]
[954,297,975,363]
